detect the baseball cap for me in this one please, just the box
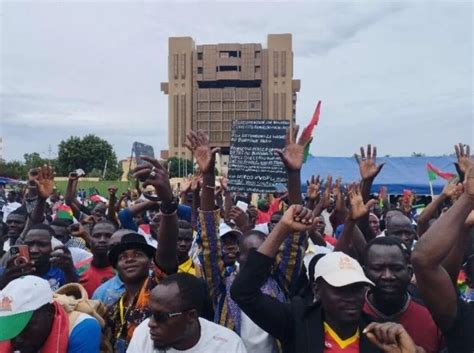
[219,222,242,239]
[313,252,374,287]
[0,276,53,340]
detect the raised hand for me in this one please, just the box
[454,143,473,177]
[180,177,192,194]
[332,177,346,212]
[185,130,220,174]
[229,206,250,231]
[348,183,378,221]
[220,174,228,192]
[320,175,333,210]
[190,174,203,192]
[30,165,55,199]
[107,186,118,196]
[441,182,461,200]
[364,322,419,353]
[306,175,321,201]
[68,171,80,181]
[132,156,173,203]
[50,246,74,272]
[2,254,36,284]
[464,167,474,199]
[354,144,385,181]
[274,125,312,172]
[280,204,316,232]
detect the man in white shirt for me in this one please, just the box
[3,208,27,253]
[2,191,22,223]
[127,273,247,353]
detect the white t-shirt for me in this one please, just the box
[127,317,247,353]
[240,311,278,353]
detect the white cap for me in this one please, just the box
[0,276,53,340]
[0,276,53,316]
[314,252,374,287]
[219,222,242,239]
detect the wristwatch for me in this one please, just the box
[160,198,178,214]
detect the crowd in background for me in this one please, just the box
[0,129,472,353]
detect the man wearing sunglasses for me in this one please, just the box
[127,273,246,353]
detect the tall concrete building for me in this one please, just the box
[161,34,300,162]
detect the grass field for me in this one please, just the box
[54,180,132,196]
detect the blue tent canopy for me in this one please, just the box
[301,156,457,195]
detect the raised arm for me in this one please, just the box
[179,177,192,206]
[29,165,55,224]
[412,167,474,330]
[273,126,313,292]
[185,130,224,301]
[334,183,377,259]
[329,177,347,230]
[115,190,130,213]
[117,200,157,231]
[305,175,321,211]
[354,144,385,241]
[454,143,471,182]
[417,183,460,236]
[64,171,82,220]
[133,156,178,275]
[230,205,315,341]
[274,125,311,206]
[106,186,119,226]
[190,175,202,229]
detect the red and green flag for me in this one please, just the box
[302,101,321,163]
[426,162,456,181]
[55,204,73,221]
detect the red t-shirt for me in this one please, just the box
[324,322,359,352]
[324,234,337,246]
[363,296,442,353]
[80,265,115,298]
[256,209,272,225]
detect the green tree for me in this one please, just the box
[165,157,194,178]
[57,134,121,180]
[0,160,27,179]
[23,153,58,171]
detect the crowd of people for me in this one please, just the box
[0,128,472,353]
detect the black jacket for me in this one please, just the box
[230,250,382,353]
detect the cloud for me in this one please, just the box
[0,1,472,162]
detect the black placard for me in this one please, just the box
[228,120,289,193]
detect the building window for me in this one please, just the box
[255,66,261,73]
[197,52,203,60]
[197,67,203,74]
[255,51,261,59]
[218,66,239,72]
[219,51,239,58]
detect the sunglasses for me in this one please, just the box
[151,309,191,323]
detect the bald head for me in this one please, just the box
[386,214,416,250]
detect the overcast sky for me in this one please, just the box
[1,0,472,162]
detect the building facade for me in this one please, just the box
[161,34,300,162]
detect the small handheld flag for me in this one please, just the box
[426,163,456,181]
[301,101,321,163]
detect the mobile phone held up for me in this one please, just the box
[132,142,155,167]
[9,245,30,266]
